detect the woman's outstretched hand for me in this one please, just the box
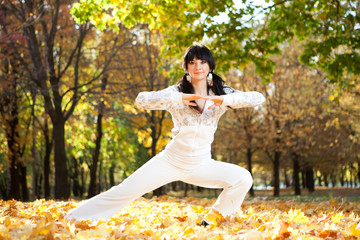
[203,96,224,109]
[182,93,203,106]
[182,94,224,109]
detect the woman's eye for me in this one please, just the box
[201,60,207,64]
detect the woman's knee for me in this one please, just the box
[235,167,253,190]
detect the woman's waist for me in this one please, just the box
[171,125,216,144]
[164,141,211,157]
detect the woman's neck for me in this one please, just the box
[192,80,208,96]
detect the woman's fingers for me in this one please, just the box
[183,100,197,106]
[204,96,224,109]
[207,104,217,110]
[182,94,224,108]
[205,96,223,105]
[182,93,203,101]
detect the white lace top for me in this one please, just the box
[135,85,265,137]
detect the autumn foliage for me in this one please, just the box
[1,197,360,239]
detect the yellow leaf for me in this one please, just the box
[3,217,11,226]
[330,212,343,224]
[257,225,266,231]
[142,229,154,237]
[183,227,194,236]
[288,209,309,224]
[351,223,360,236]
[191,205,204,213]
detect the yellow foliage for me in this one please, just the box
[288,209,310,224]
[350,223,360,236]
[330,212,344,224]
[0,197,360,239]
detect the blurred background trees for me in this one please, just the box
[0,0,359,200]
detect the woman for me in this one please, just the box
[65,45,265,226]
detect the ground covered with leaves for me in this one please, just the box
[1,195,360,239]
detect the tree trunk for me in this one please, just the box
[151,113,164,196]
[305,167,315,192]
[88,76,107,198]
[80,158,86,197]
[273,151,281,196]
[52,118,69,199]
[20,165,29,201]
[324,173,328,187]
[340,168,345,186]
[273,120,281,196]
[301,170,306,188]
[71,157,80,197]
[32,137,38,200]
[43,120,52,199]
[100,158,107,191]
[246,148,255,197]
[293,153,301,195]
[88,113,103,198]
[0,163,7,198]
[109,162,115,187]
[184,183,188,197]
[284,168,290,188]
[171,182,177,191]
[3,80,26,200]
[31,91,38,200]
[357,160,360,187]
[7,118,22,200]
[8,159,21,200]
[330,173,337,188]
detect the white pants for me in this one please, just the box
[65,150,253,222]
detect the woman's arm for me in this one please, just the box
[221,87,265,108]
[135,86,183,110]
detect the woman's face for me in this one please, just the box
[187,57,210,82]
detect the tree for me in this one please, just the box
[215,67,266,197]
[261,0,360,87]
[69,0,279,81]
[84,27,135,198]
[111,26,175,195]
[259,39,328,196]
[70,0,360,87]
[87,75,108,198]
[0,65,29,201]
[1,0,86,198]
[0,0,127,199]
[262,74,287,196]
[0,27,30,200]
[308,82,360,188]
[277,41,328,195]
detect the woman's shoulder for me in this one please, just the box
[168,84,181,92]
[222,85,238,94]
[156,84,180,92]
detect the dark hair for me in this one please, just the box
[177,45,227,112]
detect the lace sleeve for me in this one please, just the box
[135,85,183,110]
[221,86,265,108]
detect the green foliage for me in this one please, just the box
[70,0,275,80]
[70,0,359,87]
[103,112,150,179]
[264,0,360,86]
[66,99,151,184]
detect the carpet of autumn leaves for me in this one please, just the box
[1,196,360,239]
